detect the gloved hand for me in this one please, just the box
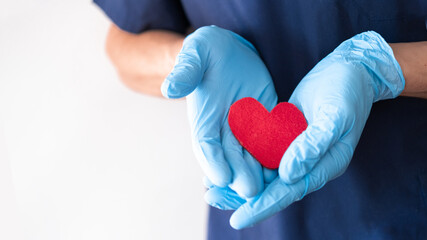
[204,31,405,229]
[161,26,278,197]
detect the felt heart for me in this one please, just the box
[228,97,307,169]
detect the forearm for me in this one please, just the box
[105,24,184,96]
[390,41,427,99]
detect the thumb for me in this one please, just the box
[204,186,246,210]
[161,38,207,99]
[279,106,342,184]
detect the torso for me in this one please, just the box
[179,1,427,239]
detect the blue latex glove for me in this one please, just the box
[205,31,405,229]
[161,26,278,197]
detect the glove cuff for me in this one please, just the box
[333,31,405,102]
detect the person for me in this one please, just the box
[94,0,427,239]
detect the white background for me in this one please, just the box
[0,1,207,239]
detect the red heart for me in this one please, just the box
[228,97,307,169]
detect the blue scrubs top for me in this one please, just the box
[94,0,427,239]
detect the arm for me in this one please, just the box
[106,25,278,197]
[204,32,427,229]
[104,23,427,99]
[105,24,184,96]
[390,41,427,99]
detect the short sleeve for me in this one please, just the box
[94,0,189,34]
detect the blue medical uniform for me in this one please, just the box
[94,0,427,239]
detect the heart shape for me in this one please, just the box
[228,97,307,169]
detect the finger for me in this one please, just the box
[204,186,246,210]
[304,140,353,193]
[230,140,353,229]
[161,36,206,99]
[243,149,264,194]
[195,135,232,187]
[263,168,278,184]
[203,176,214,189]
[222,126,262,198]
[229,177,305,230]
[279,107,342,184]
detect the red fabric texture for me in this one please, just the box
[228,97,307,169]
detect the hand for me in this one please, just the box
[161,26,278,197]
[205,31,405,229]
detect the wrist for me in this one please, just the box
[334,31,405,102]
[390,41,427,99]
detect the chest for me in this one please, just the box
[180,0,427,99]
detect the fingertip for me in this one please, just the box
[204,189,214,203]
[242,150,264,195]
[278,140,306,184]
[228,167,260,198]
[160,77,194,99]
[229,208,251,230]
[245,187,260,199]
[160,79,173,98]
[210,177,232,188]
[223,147,263,198]
[222,146,262,198]
[199,140,233,187]
[263,168,278,184]
[229,214,243,230]
[207,167,232,188]
[278,161,303,184]
[203,176,214,189]
[279,157,298,185]
[161,44,204,98]
[233,182,259,199]
[204,190,224,210]
[204,186,244,210]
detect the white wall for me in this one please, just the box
[0,1,207,239]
